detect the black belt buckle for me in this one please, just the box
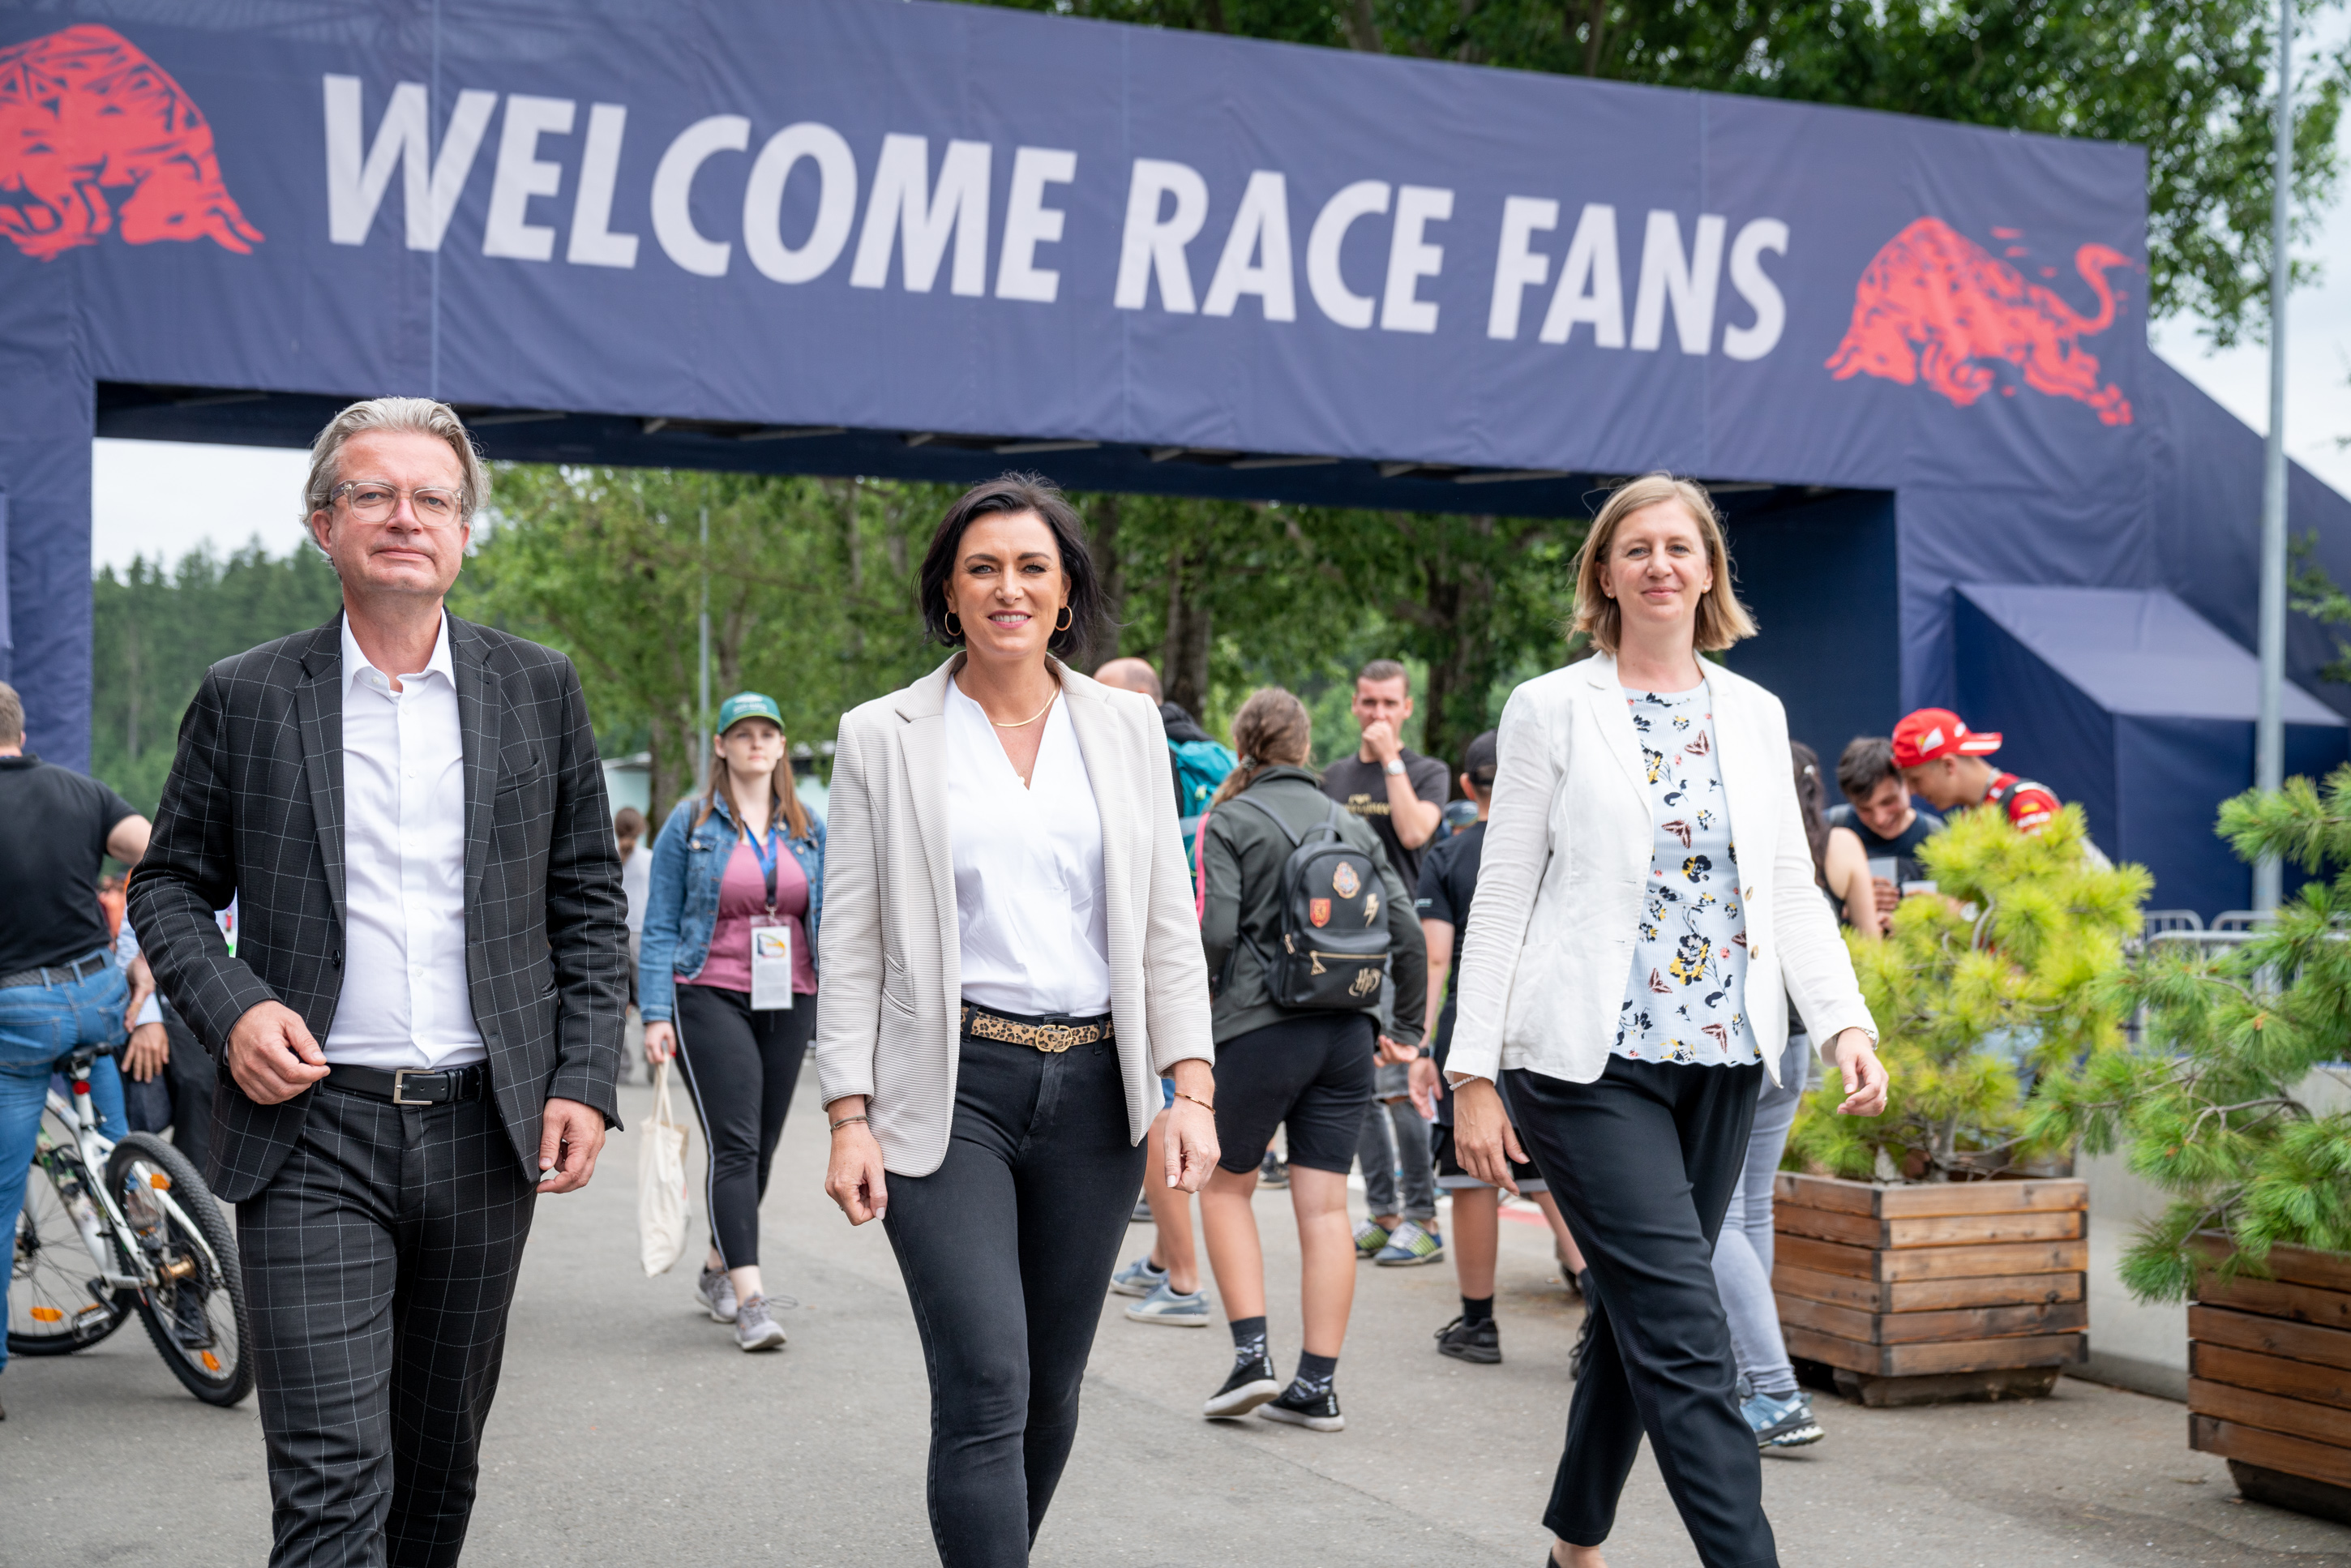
[390,1068,442,1107]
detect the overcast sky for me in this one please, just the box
[87,84,2351,573]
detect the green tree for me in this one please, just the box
[457,467,949,821]
[2032,773,2351,1300]
[979,0,2348,343]
[90,540,345,816]
[1790,802,2148,1181]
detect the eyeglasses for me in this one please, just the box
[332,482,464,525]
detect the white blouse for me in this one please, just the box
[944,675,1114,1017]
[1613,682,1761,1067]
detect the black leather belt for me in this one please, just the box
[0,952,111,989]
[324,1062,489,1106]
[961,1003,1114,1053]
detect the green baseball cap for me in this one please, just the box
[715,691,783,735]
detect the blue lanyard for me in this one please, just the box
[745,825,782,915]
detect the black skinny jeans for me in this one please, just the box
[882,1027,1146,1568]
[1507,1055,1775,1568]
[671,983,816,1269]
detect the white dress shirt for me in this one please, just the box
[325,614,486,1069]
[944,677,1113,1017]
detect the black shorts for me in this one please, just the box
[1212,1012,1375,1176]
[1431,1125,1549,1193]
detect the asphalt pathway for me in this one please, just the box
[9,1067,2351,1566]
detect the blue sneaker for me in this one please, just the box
[1742,1388,1824,1449]
[1374,1220,1445,1267]
[1124,1278,1212,1326]
[1109,1255,1168,1298]
[1351,1219,1391,1259]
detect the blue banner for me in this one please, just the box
[0,0,2192,779]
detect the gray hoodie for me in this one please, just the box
[1197,765,1427,1047]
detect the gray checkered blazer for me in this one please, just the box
[126,613,629,1203]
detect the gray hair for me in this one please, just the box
[0,680,20,747]
[303,397,489,528]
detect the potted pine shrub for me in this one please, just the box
[2034,772,2351,1523]
[1779,803,2147,1406]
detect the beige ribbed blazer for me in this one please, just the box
[814,655,1215,1176]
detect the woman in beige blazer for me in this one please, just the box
[816,474,1218,1568]
[1447,474,1889,1568]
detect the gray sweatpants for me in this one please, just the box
[1357,1060,1436,1223]
[1710,1033,1812,1399]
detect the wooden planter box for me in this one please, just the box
[2189,1239,2351,1526]
[1771,1171,2088,1407]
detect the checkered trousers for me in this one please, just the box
[239,1083,536,1568]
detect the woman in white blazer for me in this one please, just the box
[1448,473,1888,1568]
[815,475,1220,1568]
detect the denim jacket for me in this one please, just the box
[637,793,825,1023]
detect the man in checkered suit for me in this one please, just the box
[129,397,627,1568]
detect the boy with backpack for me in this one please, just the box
[1194,688,1426,1433]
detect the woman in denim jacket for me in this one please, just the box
[639,692,825,1350]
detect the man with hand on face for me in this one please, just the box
[1321,660,1451,1266]
[129,398,627,1568]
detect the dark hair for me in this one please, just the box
[1355,658,1408,690]
[1213,688,1313,807]
[918,473,1100,663]
[1837,735,1899,804]
[614,806,647,839]
[1792,741,1830,889]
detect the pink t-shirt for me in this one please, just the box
[681,838,816,995]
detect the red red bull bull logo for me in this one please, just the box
[1826,217,2132,426]
[0,24,263,261]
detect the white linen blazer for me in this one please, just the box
[1447,651,1875,1088]
[814,655,1215,1176]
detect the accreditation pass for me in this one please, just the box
[749,917,794,1010]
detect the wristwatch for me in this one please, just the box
[1383,758,1407,776]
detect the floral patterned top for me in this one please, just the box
[1612,683,1761,1067]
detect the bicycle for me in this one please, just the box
[9,1040,254,1406]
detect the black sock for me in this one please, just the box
[1462,1294,1494,1326]
[1290,1350,1338,1398]
[1229,1315,1268,1367]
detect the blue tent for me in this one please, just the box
[1954,584,2349,916]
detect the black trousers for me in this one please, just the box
[238,1081,537,1568]
[882,1030,1146,1568]
[671,983,816,1269]
[1506,1056,1775,1568]
[121,1004,216,1175]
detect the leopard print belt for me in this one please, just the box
[960,1004,1116,1053]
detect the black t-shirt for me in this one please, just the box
[1824,801,1946,887]
[1415,820,1486,1128]
[1321,748,1451,889]
[0,754,135,976]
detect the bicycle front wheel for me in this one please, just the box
[9,1133,133,1356]
[107,1133,254,1407]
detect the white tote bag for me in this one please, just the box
[638,1061,692,1276]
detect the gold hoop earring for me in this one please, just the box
[1055,606,1073,632]
[944,610,963,639]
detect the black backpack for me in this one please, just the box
[1225,792,1391,1012]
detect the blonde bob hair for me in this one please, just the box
[1569,472,1757,655]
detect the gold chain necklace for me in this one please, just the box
[990,686,1060,729]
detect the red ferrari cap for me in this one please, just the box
[1892,708,2002,769]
